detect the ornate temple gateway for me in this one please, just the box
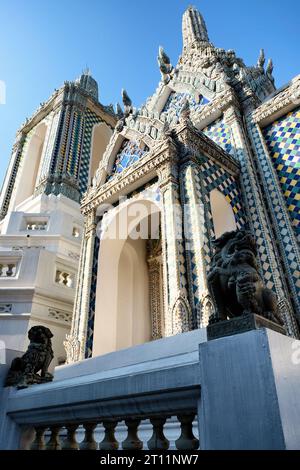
[64,6,300,362]
[1,5,300,452]
[0,6,300,368]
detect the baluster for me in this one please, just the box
[80,422,97,450]
[175,414,199,450]
[99,420,119,450]
[46,426,61,450]
[31,427,46,450]
[61,424,79,450]
[6,264,15,277]
[147,417,169,450]
[122,419,143,450]
[0,264,3,276]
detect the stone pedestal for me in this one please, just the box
[207,313,286,341]
[198,328,300,449]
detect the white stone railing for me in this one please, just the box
[0,303,12,313]
[55,270,74,288]
[0,263,17,277]
[26,221,48,231]
[2,328,300,450]
[28,414,199,450]
[3,330,206,450]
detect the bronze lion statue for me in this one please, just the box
[5,325,54,389]
[207,229,283,326]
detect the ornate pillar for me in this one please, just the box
[157,159,192,336]
[0,132,26,219]
[147,239,164,339]
[64,208,98,362]
[246,115,300,321]
[180,161,213,327]
[224,106,299,336]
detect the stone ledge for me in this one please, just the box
[207,314,286,341]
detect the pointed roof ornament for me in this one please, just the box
[158,46,173,83]
[182,5,209,49]
[266,58,275,84]
[75,68,98,100]
[257,49,265,69]
[121,88,133,116]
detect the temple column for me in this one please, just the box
[180,161,213,327]
[147,240,164,339]
[224,106,299,336]
[246,115,300,322]
[157,160,192,336]
[64,208,98,362]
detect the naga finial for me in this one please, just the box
[257,49,265,68]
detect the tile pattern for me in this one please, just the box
[181,158,247,313]
[79,109,103,194]
[202,117,234,156]
[66,111,84,179]
[162,91,210,117]
[232,118,299,338]
[231,121,279,293]
[249,118,300,306]
[85,235,100,358]
[108,140,149,179]
[162,183,188,305]
[262,107,300,236]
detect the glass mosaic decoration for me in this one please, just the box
[162,91,210,116]
[110,140,148,177]
[202,117,233,155]
[263,107,300,235]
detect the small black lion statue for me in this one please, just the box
[5,325,54,389]
[207,229,283,326]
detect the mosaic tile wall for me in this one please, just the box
[262,107,300,236]
[108,140,149,179]
[162,91,210,117]
[85,235,100,358]
[66,111,84,180]
[79,109,103,194]
[202,117,234,156]
[181,158,247,314]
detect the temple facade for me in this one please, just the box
[0,71,116,365]
[1,6,299,367]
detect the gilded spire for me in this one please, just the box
[182,5,209,49]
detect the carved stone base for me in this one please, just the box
[207,314,286,341]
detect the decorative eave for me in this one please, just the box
[16,87,63,137]
[81,138,178,214]
[175,120,240,177]
[192,87,240,129]
[251,74,300,126]
[16,82,117,138]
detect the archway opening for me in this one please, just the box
[14,122,47,209]
[210,188,237,238]
[92,198,163,357]
[89,122,112,183]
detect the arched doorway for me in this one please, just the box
[89,122,112,183]
[13,122,48,209]
[92,198,163,357]
[210,188,237,238]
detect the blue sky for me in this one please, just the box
[0,0,299,186]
